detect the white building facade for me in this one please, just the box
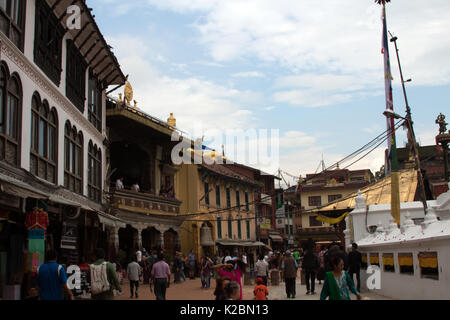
[345,185,450,300]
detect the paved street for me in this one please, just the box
[114,276,392,301]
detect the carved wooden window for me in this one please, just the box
[235,190,240,210]
[64,121,83,195]
[66,39,87,113]
[88,141,102,203]
[30,93,57,184]
[228,216,232,239]
[88,70,102,132]
[246,220,251,239]
[226,187,231,208]
[245,192,249,211]
[204,182,209,205]
[217,217,222,239]
[0,65,21,167]
[215,185,221,207]
[237,219,242,239]
[34,0,64,86]
[0,0,25,51]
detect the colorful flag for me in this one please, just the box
[382,5,395,174]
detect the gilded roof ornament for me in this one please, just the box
[124,81,133,105]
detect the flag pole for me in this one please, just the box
[378,0,401,225]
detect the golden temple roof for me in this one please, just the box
[317,169,418,213]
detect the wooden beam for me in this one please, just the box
[72,22,89,43]
[58,0,79,22]
[78,30,96,51]
[51,0,64,11]
[92,55,108,70]
[96,63,113,78]
[101,69,116,84]
[83,40,99,60]
[87,47,104,65]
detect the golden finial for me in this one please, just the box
[124,81,133,105]
[134,100,138,109]
[168,113,176,127]
[118,93,123,102]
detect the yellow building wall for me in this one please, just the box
[176,163,257,259]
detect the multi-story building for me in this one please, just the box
[177,153,261,262]
[0,0,125,299]
[226,163,281,249]
[106,94,184,264]
[295,168,374,245]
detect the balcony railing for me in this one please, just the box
[110,188,181,215]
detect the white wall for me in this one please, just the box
[1,0,107,201]
[359,240,450,300]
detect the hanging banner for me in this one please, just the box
[28,229,45,276]
[316,212,349,225]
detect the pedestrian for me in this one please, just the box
[324,244,348,272]
[127,254,141,299]
[348,243,362,292]
[88,248,122,300]
[255,254,269,286]
[320,256,361,300]
[302,246,319,295]
[200,256,213,289]
[188,250,196,279]
[293,249,301,266]
[224,281,240,300]
[214,276,231,300]
[151,252,171,300]
[212,257,244,300]
[223,250,232,264]
[254,277,269,300]
[136,246,142,264]
[281,251,298,299]
[317,245,327,284]
[33,250,74,301]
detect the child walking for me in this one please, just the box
[254,277,269,300]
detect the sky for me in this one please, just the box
[90,0,450,186]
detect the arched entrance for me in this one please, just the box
[142,227,161,252]
[164,229,179,259]
[119,225,137,265]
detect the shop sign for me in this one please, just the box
[259,219,271,230]
[61,222,78,250]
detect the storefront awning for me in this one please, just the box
[97,212,126,229]
[269,235,283,242]
[216,240,266,247]
[0,173,48,199]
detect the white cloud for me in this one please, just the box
[141,0,450,106]
[264,106,276,111]
[231,71,265,78]
[105,34,261,137]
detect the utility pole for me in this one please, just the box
[389,33,428,215]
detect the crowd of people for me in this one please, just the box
[29,241,363,301]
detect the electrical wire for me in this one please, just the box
[178,122,405,222]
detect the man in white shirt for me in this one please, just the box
[136,248,142,263]
[255,254,269,286]
[116,177,124,190]
[127,255,141,299]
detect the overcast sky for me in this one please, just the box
[92,0,450,186]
